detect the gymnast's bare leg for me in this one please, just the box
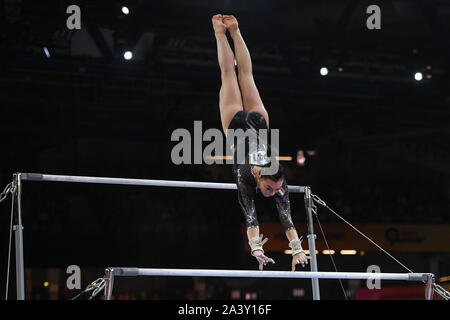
[212,14,244,135]
[222,15,269,128]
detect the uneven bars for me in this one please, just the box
[109,267,430,282]
[19,173,306,193]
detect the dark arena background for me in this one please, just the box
[0,0,449,301]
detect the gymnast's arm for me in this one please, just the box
[274,183,298,240]
[236,182,259,235]
[274,182,311,270]
[236,182,275,269]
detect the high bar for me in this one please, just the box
[19,173,306,193]
[109,268,430,282]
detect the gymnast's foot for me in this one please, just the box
[223,15,239,36]
[212,14,227,35]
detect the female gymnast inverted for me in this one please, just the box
[212,14,311,271]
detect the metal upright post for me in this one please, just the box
[425,274,435,300]
[104,268,115,300]
[13,173,25,300]
[304,186,320,300]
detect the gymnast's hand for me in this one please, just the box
[291,251,312,271]
[252,250,275,271]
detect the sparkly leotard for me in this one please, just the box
[227,110,295,231]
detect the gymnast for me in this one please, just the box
[212,14,311,271]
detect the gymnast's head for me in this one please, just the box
[256,163,285,197]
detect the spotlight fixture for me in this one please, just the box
[124,51,133,60]
[414,72,423,81]
[320,67,328,76]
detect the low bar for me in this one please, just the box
[103,268,433,300]
[20,173,306,193]
[110,267,431,282]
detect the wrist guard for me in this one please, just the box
[289,236,305,256]
[248,234,268,256]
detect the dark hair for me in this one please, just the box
[260,162,285,182]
